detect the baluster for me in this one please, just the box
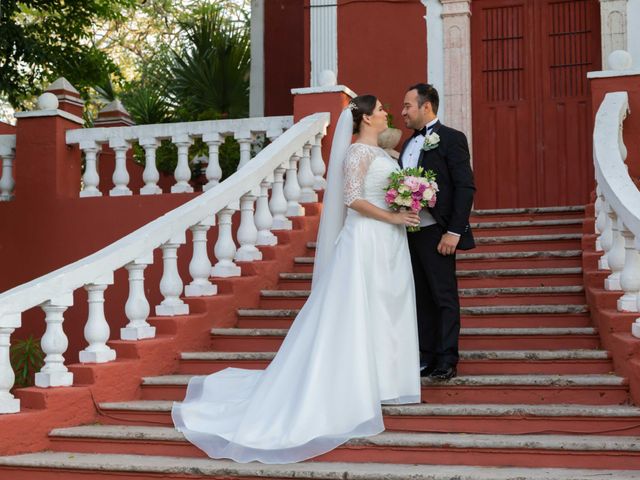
[0,151,15,201]
[171,134,194,193]
[605,212,625,291]
[109,139,132,196]
[139,137,162,195]
[598,201,613,270]
[35,294,74,388]
[236,135,253,170]
[311,132,327,190]
[634,287,640,338]
[0,313,20,413]
[595,186,606,251]
[156,233,190,315]
[80,276,117,363]
[79,141,101,198]
[186,216,217,296]
[122,255,156,340]
[298,143,317,203]
[270,165,292,230]
[211,207,242,277]
[255,178,277,246]
[618,226,640,312]
[203,132,223,191]
[235,193,262,261]
[284,153,305,216]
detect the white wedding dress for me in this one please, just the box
[172,141,420,464]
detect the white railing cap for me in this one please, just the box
[593,92,640,246]
[0,112,329,318]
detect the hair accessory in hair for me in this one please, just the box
[347,102,357,112]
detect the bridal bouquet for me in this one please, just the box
[384,167,438,232]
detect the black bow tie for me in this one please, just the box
[413,126,428,138]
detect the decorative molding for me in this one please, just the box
[291,85,356,97]
[599,0,628,66]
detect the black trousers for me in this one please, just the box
[407,224,460,368]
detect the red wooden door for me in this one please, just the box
[471,0,601,208]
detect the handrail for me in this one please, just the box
[0,113,328,318]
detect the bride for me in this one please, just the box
[172,95,421,464]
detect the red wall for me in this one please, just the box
[337,0,427,140]
[264,0,306,116]
[0,122,16,134]
[590,74,640,181]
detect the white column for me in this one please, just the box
[605,212,625,291]
[284,154,305,216]
[139,137,162,195]
[203,132,223,191]
[212,207,242,277]
[310,0,338,86]
[0,151,15,202]
[298,143,317,203]
[250,0,265,117]
[600,0,628,67]
[441,0,473,148]
[311,132,327,190]
[80,276,117,363]
[235,193,262,261]
[236,135,253,170]
[595,186,606,250]
[79,141,101,198]
[599,201,614,270]
[186,216,218,297]
[628,0,640,68]
[270,165,292,230]
[633,276,640,337]
[35,294,74,388]
[618,227,640,311]
[109,139,132,196]
[156,233,190,315]
[122,254,156,340]
[0,313,20,413]
[255,178,278,246]
[171,134,194,193]
[425,0,445,121]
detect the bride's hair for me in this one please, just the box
[349,95,377,134]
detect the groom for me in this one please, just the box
[399,83,475,381]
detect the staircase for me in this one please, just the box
[2,205,640,479]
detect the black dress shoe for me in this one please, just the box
[429,366,457,380]
[420,362,437,377]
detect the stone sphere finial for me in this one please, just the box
[318,70,337,87]
[608,50,633,71]
[37,92,59,110]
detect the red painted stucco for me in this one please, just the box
[0,121,16,134]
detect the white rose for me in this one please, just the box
[398,185,409,194]
[424,189,434,201]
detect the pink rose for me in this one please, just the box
[404,176,421,192]
[428,194,437,208]
[411,199,422,212]
[385,189,398,204]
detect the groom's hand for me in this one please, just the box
[437,233,460,256]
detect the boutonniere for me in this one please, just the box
[422,132,440,152]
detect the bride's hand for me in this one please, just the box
[392,210,420,227]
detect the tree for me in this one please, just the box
[0,0,134,109]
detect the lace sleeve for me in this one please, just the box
[343,144,375,206]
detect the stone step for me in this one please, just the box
[259,286,586,308]
[177,349,612,375]
[45,425,640,469]
[139,374,628,405]
[471,205,585,216]
[97,400,640,436]
[4,452,640,480]
[210,325,598,352]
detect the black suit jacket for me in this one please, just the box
[399,121,476,250]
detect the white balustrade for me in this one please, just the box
[618,227,640,312]
[139,137,162,195]
[156,233,189,315]
[598,201,613,270]
[35,294,74,388]
[203,132,223,191]
[236,135,253,170]
[605,213,625,291]
[186,216,217,297]
[595,186,606,251]
[298,143,317,203]
[80,278,117,363]
[0,313,20,413]
[109,138,132,196]
[80,141,101,197]
[270,165,292,230]
[255,178,277,246]
[311,132,327,190]
[0,135,16,202]
[235,193,262,261]
[284,153,305,216]
[122,254,156,340]
[172,134,194,193]
[212,208,242,277]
